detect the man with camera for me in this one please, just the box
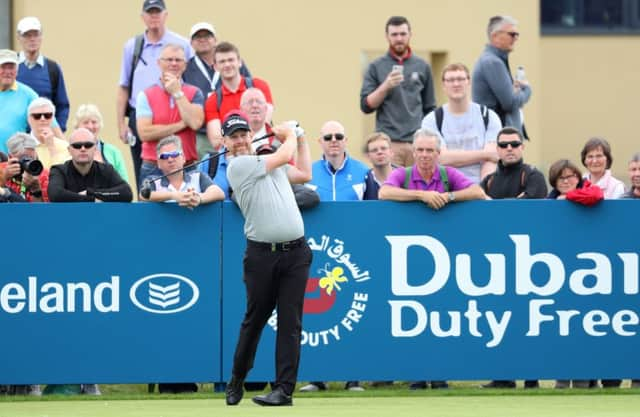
[3,132,47,202]
[48,128,133,202]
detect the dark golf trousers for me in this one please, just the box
[231,238,311,396]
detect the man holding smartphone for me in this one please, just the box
[360,16,436,167]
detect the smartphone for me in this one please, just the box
[392,64,403,73]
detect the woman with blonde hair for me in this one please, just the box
[74,104,128,182]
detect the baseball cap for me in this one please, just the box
[0,49,18,65]
[16,17,42,35]
[222,111,251,137]
[190,22,216,39]
[142,0,166,12]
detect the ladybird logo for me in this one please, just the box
[268,235,371,347]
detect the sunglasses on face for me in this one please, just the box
[30,112,53,120]
[323,133,345,141]
[70,141,96,150]
[497,141,522,149]
[159,150,182,160]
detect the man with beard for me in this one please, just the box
[48,128,133,202]
[222,111,313,407]
[360,16,436,166]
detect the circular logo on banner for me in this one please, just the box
[268,235,371,347]
[129,273,199,314]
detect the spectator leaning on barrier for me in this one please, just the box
[183,22,252,158]
[363,132,397,200]
[623,152,640,199]
[27,97,70,169]
[16,16,70,132]
[74,104,129,183]
[379,129,485,209]
[117,0,192,187]
[3,132,48,202]
[136,43,204,186]
[480,126,547,200]
[0,49,38,153]
[48,128,133,202]
[139,135,223,208]
[360,16,436,167]
[547,159,603,207]
[421,63,500,183]
[472,15,531,137]
[306,121,369,202]
[580,137,625,200]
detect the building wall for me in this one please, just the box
[11,0,540,185]
[540,36,640,182]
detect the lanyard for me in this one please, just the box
[194,55,219,92]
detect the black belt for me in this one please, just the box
[247,237,306,252]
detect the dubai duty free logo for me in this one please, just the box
[268,235,371,347]
[129,273,199,314]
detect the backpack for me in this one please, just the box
[484,165,531,195]
[127,34,145,102]
[434,105,490,138]
[45,58,60,100]
[215,75,253,109]
[403,166,449,192]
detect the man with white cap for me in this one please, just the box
[183,22,252,158]
[116,0,192,187]
[16,16,70,133]
[0,49,38,153]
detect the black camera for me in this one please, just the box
[17,157,43,176]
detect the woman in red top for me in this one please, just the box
[547,159,603,206]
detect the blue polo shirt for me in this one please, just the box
[0,81,38,153]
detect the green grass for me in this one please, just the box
[1,382,639,417]
[1,395,640,417]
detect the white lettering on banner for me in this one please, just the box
[389,300,511,348]
[386,234,640,347]
[387,234,640,296]
[0,276,120,313]
[527,299,640,337]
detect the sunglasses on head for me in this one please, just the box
[323,133,345,141]
[159,150,182,160]
[70,141,96,150]
[30,112,53,120]
[497,141,522,149]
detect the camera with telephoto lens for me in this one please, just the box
[17,157,43,176]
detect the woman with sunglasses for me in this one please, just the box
[74,104,128,182]
[580,137,624,199]
[26,97,70,168]
[547,159,603,206]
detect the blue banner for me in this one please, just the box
[221,201,640,382]
[0,203,221,384]
[1,200,638,383]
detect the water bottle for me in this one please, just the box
[127,132,137,147]
[515,66,526,82]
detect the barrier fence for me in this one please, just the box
[1,200,638,384]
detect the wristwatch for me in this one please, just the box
[172,91,185,99]
[448,192,456,202]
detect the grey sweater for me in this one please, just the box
[472,45,531,134]
[360,51,435,142]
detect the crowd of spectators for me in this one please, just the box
[1,0,639,396]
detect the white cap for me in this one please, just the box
[17,16,42,35]
[189,22,216,39]
[0,49,18,65]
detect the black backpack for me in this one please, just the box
[434,105,490,138]
[45,57,60,100]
